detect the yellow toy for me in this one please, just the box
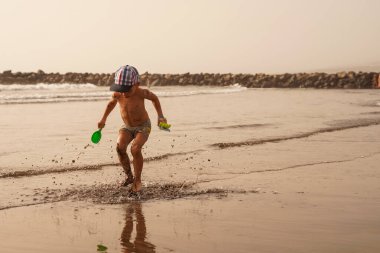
[159,122,171,131]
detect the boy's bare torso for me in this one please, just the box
[114,88,150,127]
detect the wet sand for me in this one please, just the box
[1,88,380,252]
[3,191,378,253]
[1,124,380,252]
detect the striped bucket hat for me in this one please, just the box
[110,65,140,92]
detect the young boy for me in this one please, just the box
[98,65,167,193]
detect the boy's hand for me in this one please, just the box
[98,120,106,129]
[157,116,167,126]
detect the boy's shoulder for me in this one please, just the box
[136,87,151,97]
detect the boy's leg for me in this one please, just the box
[130,132,149,192]
[117,130,134,186]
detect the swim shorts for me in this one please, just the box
[119,119,151,138]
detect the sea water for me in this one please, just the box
[0,83,379,191]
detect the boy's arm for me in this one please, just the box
[142,89,167,125]
[98,92,119,128]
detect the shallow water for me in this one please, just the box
[1,86,379,172]
[0,86,380,209]
[1,85,380,252]
[1,192,379,253]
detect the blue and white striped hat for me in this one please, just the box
[110,65,140,92]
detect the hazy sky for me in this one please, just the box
[0,0,379,74]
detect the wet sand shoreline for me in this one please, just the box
[1,124,380,252]
[1,158,380,253]
[1,88,380,252]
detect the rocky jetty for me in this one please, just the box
[0,70,379,88]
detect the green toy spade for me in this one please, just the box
[91,128,102,144]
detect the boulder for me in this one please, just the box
[2,70,12,75]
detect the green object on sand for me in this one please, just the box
[159,122,171,131]
[91,129,102,144]
[97,244,108,251]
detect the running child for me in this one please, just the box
[97,65,167,193]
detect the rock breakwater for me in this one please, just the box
[0,70,379,88]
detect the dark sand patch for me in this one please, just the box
[212,117,380,149]
[46,182,255,204]
[0,165,105,179]
[205,123,270,130]
[0,150,203,179]
[0,182,259,210]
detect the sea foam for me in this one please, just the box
[0,83,247,104]
[0,83,97,91]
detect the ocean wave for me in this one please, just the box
[0,84,247,104]
[0,91,111,104]
[0,91,110,100]
[0,83,97,91]
[0,97,109,104]
[156,84,247,97]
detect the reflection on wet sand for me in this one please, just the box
[120,202,156,253]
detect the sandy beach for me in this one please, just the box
[1,86,380,252]
[2,0,380,252]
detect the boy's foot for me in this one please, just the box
[121,177,134,187]
[132,180,142,192]
[128,189,141,199]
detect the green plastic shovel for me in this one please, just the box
[91,128,102,144]
[97,244,108,252]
